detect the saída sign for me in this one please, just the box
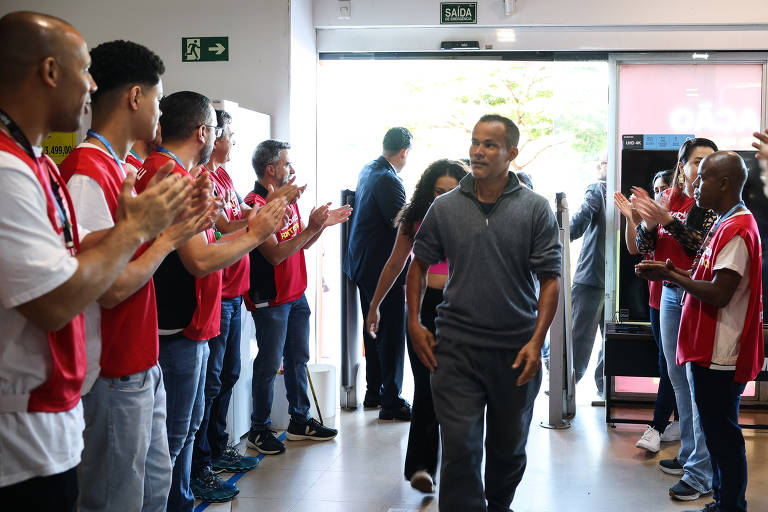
[440,2,477,24]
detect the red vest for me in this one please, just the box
[136,152,222,341]
[677,212,764,383]
[60,147,160,377]
[0,132,86,413]
[125,152,143,171]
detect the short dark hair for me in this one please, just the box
[89,40,164,106]
[159,91,212,143]
[215,109,232,140]
[478,114,520,149]
[382,127,413,156]
[252,139,290,179]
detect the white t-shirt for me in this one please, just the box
[0,146,84,487]
[710,212,752,370]
[66,143,116,394]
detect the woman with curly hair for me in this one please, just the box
[365,158,469,494]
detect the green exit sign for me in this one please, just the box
[440,2,477,24]
[182,37,229,62]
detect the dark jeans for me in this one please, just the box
[432,338,541,512]
[691,363,748,512]
[250,294,311,430]
[357,282,406,409]
[571,283,605,393]
[404,286,442,481]
[0,467,77,511]
[649,306,679,432]
[192,296,243,476]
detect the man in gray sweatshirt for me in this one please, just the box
[407,114,561,512]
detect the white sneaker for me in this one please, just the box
[660,421,681,442]
[635,425,661,452]
[409,470,435,494]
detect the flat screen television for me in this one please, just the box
[617,149,768,323]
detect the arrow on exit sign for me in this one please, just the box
[182,37,229,62]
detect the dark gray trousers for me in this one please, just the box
[570,282,605,394]
[431,338,541,512]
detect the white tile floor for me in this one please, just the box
[196,393,768,512]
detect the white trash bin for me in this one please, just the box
[308,363,336,422]
[268,364,337,429]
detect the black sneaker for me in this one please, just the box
[246,429,285,455]
[363,390,382,408]
[659,457,685,475]
[683,502,718,512]
[286,418,338,441]
[379,402,412,421]
[669,480,707,501]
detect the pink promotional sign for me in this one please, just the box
[616,63,762,398]
[619,64,763,151]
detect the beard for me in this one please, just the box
[198,137,216,166]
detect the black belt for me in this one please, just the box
[662,281,678,289]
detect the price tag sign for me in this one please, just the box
[42,131,77,164]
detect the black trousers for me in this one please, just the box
[691,363,748,512]
[357,281,406,409]
[404,286,442,480]
[0,467,78,511]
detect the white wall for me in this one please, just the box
[314,0,768,27]
[314,0,768,52]
[1,0,294,139]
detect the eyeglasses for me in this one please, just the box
[202,124,224,138]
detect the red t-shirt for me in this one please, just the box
[654,188,696,276]
[60,146,159,377]
[209,166,250,298]
[244,185,307,308]
[677,212,764,383]
[136,151,222,341]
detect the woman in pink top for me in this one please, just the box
[366,159,468,494]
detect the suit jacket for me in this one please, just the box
[343,156,408,289]
[570,181,606,288]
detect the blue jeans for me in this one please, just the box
[159,335,209,512]
[192,297,242,476]
[80,365,171,512]
[660,285,712,493]
[691,364,748,512]
[250,294,311,431]
[650,306,679,431]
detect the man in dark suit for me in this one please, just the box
[570,154,607,397]
[344,127,413,420]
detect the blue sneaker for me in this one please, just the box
[190,466,239,503]
[211,445,259,473]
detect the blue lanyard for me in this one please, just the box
[86,129,126,178]
[128,148,143,163]
[712,201,745,233]
[156,146,185,170]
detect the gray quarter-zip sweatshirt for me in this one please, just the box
[413,172,562,349]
